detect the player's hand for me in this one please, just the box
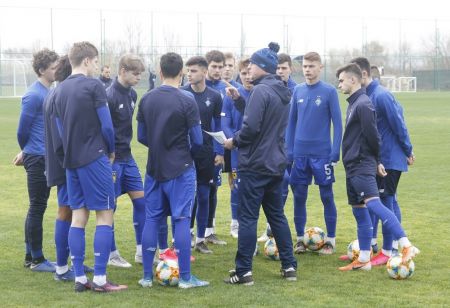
[377,163,387,177]
[214,155,224,166]
[109,152,115,164]
[407,153,415,166]
[226,87,240,100]
[12,151,24,166]
[223,138,234,150]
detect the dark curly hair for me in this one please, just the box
[32,48,59,77]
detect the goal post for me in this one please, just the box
[380,76,417,92]
[0,59,29,98]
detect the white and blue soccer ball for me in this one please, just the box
[386,255,415,279]
[347,239,373,261]
[155,259,179,286]
[303,227,325,251]
[347,239,361,261]
[264,237,280,260]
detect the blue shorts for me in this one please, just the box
[346,175,380,205]
[112,158,144,197]
[289,157,335,186]
[144,166,196,220]
[57,184,69,207]
[66,155,115,211]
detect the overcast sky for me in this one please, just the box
[1,0,449,56]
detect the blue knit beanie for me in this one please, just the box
[250,42,280,74]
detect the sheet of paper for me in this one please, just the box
[204,130,227,145]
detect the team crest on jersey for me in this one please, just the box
[205,99,211,107]
[297,98,304,104]
[315,96,322,106]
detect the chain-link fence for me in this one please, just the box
[1,5,450,95]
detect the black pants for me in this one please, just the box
[235,171,297,276]
[23,154,50,256]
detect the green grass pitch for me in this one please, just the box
[0,91,449,307]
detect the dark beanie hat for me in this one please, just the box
[250,42,280,74]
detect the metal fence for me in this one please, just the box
[1,5,450,95]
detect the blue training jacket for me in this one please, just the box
[17,81,49,155]
[286,80,342,163]
[366,80,412,172]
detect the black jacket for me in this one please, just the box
[342,88,380,177]
[233,74,291,176]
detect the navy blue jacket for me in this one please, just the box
[342,88,380,177]
[43,89,65,187]
[233,74,291,176]
[106,78,138,161]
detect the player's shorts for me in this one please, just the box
[289,157,335,186]
[194,146,215,185]
[223,149,232,173]
[376,169,402,196]
[66,155,115,211]
[112,158,144,198]
[144,166,196,220]
[346,174,380,205]
[57,184,69,207]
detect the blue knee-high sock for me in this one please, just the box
[158,217,169,250]
[174,218,191,281]
[55,219,70,267]
[371,213,379,239]
[381,195,395,251]
[319,185,337,238]
[132,197,145,245]
[94,225,113,276]
[352,207,372,251]
[142,219,159,280]
[366,198,406,240]
[110,222,117,252]
[230,187,239,220]
[393,195,402,222]
[68,227,85,277]
[196,184,210,239]
[207,184,217,228]
[292,184,308,237]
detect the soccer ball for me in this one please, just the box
[386,255,415,279]
[347,239,373,261]
[303,227,325,251]
[347,239,361,261]
[264,237,280,260]
[155,259,179,286]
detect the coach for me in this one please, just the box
[224,42,297,285]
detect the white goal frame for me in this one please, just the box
[0,59,29,98]
[380,76,417,93]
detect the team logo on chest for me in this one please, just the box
[315,96,322,106]
[297,98,304,104]
[205,99,211,107]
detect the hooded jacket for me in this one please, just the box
[233,74,291,176]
